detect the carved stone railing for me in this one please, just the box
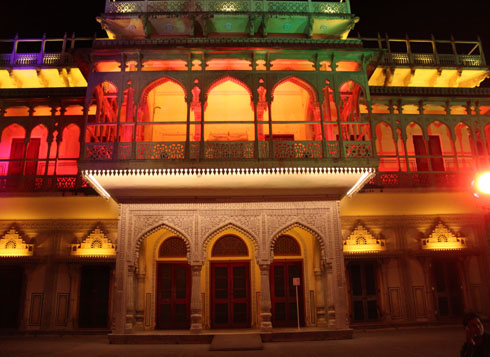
[87,139,371,161]
[272,140,323,159]
[0,175,90,193]
[86,143,115,161]
[136,142,185,160]
[343,141,372,158]
[104,0,350,14]
[366,171,474,189]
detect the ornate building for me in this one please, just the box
[0,0,489,338]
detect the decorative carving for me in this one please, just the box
[136,143,185,160]
[71,226,116,257]
[202,222,259,261]
[0,226,33,257]
[273,235,301,256]
[205,142,254,159]
[421,221,466,250]
[211,235,248,257]
[273,141,322,159]
[158,237,187,257]
[343,223,386,254]
[85,143,114,160]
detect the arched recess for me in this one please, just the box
[454,122,475,170]
[202,223,259,262]
[427,121,453,171]
[58,124,80,175]
[204,77,254,148]
[270,222,326,266]
[271,76,322,159]
[137,77,188,144]
[86,81,118,143]
[375,121,398,172]
[270,234,305,327]
[134,224,191,269]
[0,124,26,176]
[270,223,326,327]
[204,223,258,329]
[135,225,192,331]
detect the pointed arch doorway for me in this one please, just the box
[156,237,191,329]
[210,235,251,328]
[270,235,305,327]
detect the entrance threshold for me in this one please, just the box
[108,327,353,344]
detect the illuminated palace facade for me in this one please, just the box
[0,0,489,336]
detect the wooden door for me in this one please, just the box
[270,261,305,327]
[348,261,380,322]
[0,266,23,328]
[7,138,40,176]
[156,263,191,329]
[78,265,110,328]
[211,262,250,328]
[432,259,463,318]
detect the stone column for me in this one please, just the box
[190,264,203,333]
[259,264,272,332]
[314,268,327,327]
[134,267,146,331]
[125,264,136,332]
[325,260,336,327]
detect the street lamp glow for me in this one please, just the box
[475,172,490,195]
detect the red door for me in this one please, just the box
[8,138,40,176]
[211,262,250,328]
[156,263,191,329]
[270,261,305,327]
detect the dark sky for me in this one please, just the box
[0,1,488,70]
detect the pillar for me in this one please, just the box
[259,263,272,332]
[190,264,203,333]
[134,267,146,330]
[314,269,327,326]
[325,260,336,327]
[125,264,136,332]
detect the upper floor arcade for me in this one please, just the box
[99,0,356,39]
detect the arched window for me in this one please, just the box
[212,235,248,257]
[158,237,187,258]
[273,235,301,256]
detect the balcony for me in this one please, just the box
[104,0,351,14]
[84,140,372,163]
[100,0,355,39]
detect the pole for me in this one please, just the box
[296,284,300,329]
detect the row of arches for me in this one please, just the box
[0,123,80,176]
[375,120,490,172]
[135,223,327,330]
[86,76,368,146]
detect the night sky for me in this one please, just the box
[0,0,488,80]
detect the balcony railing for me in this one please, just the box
[104,0,351,14]
[360,35,486,68]
[86,140,372,161]
[366,171,475,190]
[0,175,90,193]
[0,35,98,69]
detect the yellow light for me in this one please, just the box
[476,172,490,195]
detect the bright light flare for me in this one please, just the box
[474,172,490,196]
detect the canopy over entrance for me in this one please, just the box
[82,166,374,202]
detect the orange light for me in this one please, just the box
[475,172,490,195]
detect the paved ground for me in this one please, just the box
[0,326,465,357]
